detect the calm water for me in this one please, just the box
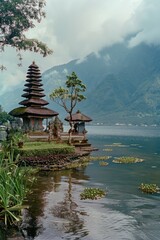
[23,126,160,239]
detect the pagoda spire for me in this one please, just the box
[9,62,58,131]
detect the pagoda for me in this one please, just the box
[10,62,58,131]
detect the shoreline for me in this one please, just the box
[19,150,91,171]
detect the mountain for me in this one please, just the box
[1,41,160,125]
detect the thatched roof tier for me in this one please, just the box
[26,74,41,79]
[26,62,41,77]
[27,65,39,71]
[23,87,44,92]
[19,98,48,106]
[26,78,42,84]
[10,107,58,118]
[27,69,40,73]
[65,110,92,122]
[27,62,40,69]
[24,82,43,87]
[21,92,45,98]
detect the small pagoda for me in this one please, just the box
[10,62,58,132]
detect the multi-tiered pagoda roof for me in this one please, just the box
[10,62,58,131]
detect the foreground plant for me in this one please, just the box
[113,156,144,164]
[80,188,106,200]
[8,131,28,148]
[139,183,160,194]
[0,150,35,226]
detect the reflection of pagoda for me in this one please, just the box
[10,62,58,131]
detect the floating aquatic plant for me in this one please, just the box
[80,156,111,162]
[99,161,109,166]
[113,156,144,164]
[80,187,106,200]
[139,183,160,194]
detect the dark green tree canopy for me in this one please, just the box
[0,0,52,56]
[0,105,13,124]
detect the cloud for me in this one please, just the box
[128,0,160,47]
[1,0,160,97]
[26,0,142,67]
[41,0,142,61]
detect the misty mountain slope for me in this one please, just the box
[2,41,160,125]
[82,74,129,113]
[128,76,160,113]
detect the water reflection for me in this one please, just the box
[23,169,90,239]
[22,171,55,238]
[51,173,88,239]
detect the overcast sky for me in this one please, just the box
[0,0,160,96]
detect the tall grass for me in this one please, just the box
[0,150,35,226]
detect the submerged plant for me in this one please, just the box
[80,187,106,200]
[139,183,160,194]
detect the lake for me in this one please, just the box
[17,126,160,239]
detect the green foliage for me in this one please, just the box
[50,72,86,119]
[80,187,106,200]
[65,158,90,169]
[0,150,35,226]
[9,131,28,147]
[1,130,28,155]
[139,183,160,194]
[15,141,75,157]
[0,0,52,56]
[0,105,13,124]
[78,155,111,168]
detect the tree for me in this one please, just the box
[0,105,13,124]
[50,72,86,128]
[0,0,52,57]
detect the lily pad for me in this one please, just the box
[139,183,160,194]
[80,187,106,200]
